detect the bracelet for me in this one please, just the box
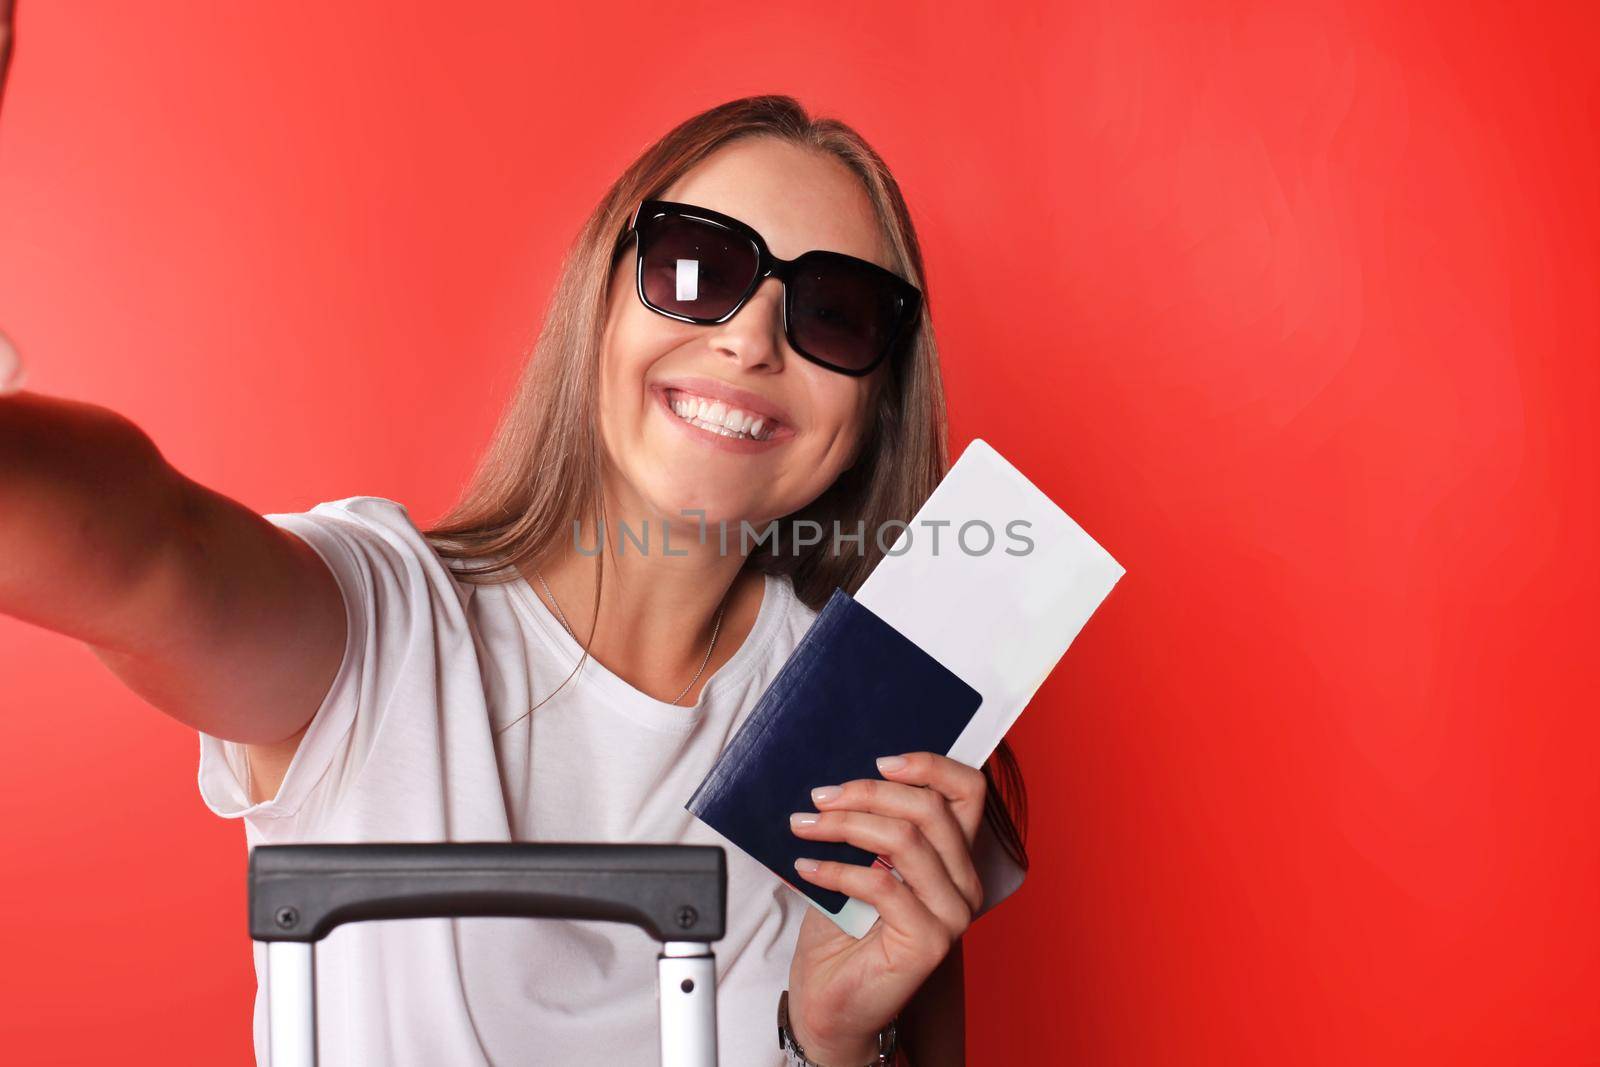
[777,989,899,1067]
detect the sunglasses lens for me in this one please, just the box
[789,253,907,373]
[639,215,759,319]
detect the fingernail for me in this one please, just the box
[789,812,819,828]
[794,857,820,874]
[876,755,908,774]
[810,785,842,805]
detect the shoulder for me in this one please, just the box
[271,494,420,539]
[261,495,420,550]
[261,495,475,613]
[972,813,1027,918]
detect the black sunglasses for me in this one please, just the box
[614,199,922,376]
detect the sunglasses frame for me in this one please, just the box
[615,198,923,377]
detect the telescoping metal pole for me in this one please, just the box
[658,940,718,1067]
[248,843,726,1067]
[264,942,317,1067]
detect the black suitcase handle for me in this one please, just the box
[249,842,726,944]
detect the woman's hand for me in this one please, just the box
[786,751,987,1064]
[1,0,16,394]
[1,0,15,118]
[1,330,24,394]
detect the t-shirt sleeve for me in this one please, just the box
[195,495,455,832]
[971,811,1028,920]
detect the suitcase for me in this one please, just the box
[248,842,727,1066]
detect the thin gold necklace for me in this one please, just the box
[534,569,726,707]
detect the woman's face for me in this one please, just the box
[596,137,891,533]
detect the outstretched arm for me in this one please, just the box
[0,4,344,776]
[0,389,345,753]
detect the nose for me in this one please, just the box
[706,276,786,372]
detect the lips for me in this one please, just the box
[649,381,794,453]
[651,376,793,431]
[665,390,776,440]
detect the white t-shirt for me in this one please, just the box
[197,495,1025,1066]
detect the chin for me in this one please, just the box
[639,473,765,535]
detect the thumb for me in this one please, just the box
[0,329,26,394]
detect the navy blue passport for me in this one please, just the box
[686,587,983,917]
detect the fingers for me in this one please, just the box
[0,0,13,115]
[791,855,950,962]
[875,752,988,845]
[791,809,974,935]
[808,777,983,914]
[788,752,991,946]
[0,331,25,395]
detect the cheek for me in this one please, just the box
[595,329,656,464]
[600,260,658,370]
[807,377,877,463]
[840,371,881,435]
[598,293,682,415]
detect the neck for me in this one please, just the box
[527,479,765,705]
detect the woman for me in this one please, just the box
[0,95,1027,1064]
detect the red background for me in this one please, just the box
[2,1,1597,1063]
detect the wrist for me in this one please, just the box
[790,1022,879,1066]
[779,989,898,1066]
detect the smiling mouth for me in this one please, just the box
[663,388,782,442]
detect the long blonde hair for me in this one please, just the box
[424,94,1027,871]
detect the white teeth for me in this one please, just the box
[664,389,778,442]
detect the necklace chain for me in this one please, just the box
[535,570,725,707]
